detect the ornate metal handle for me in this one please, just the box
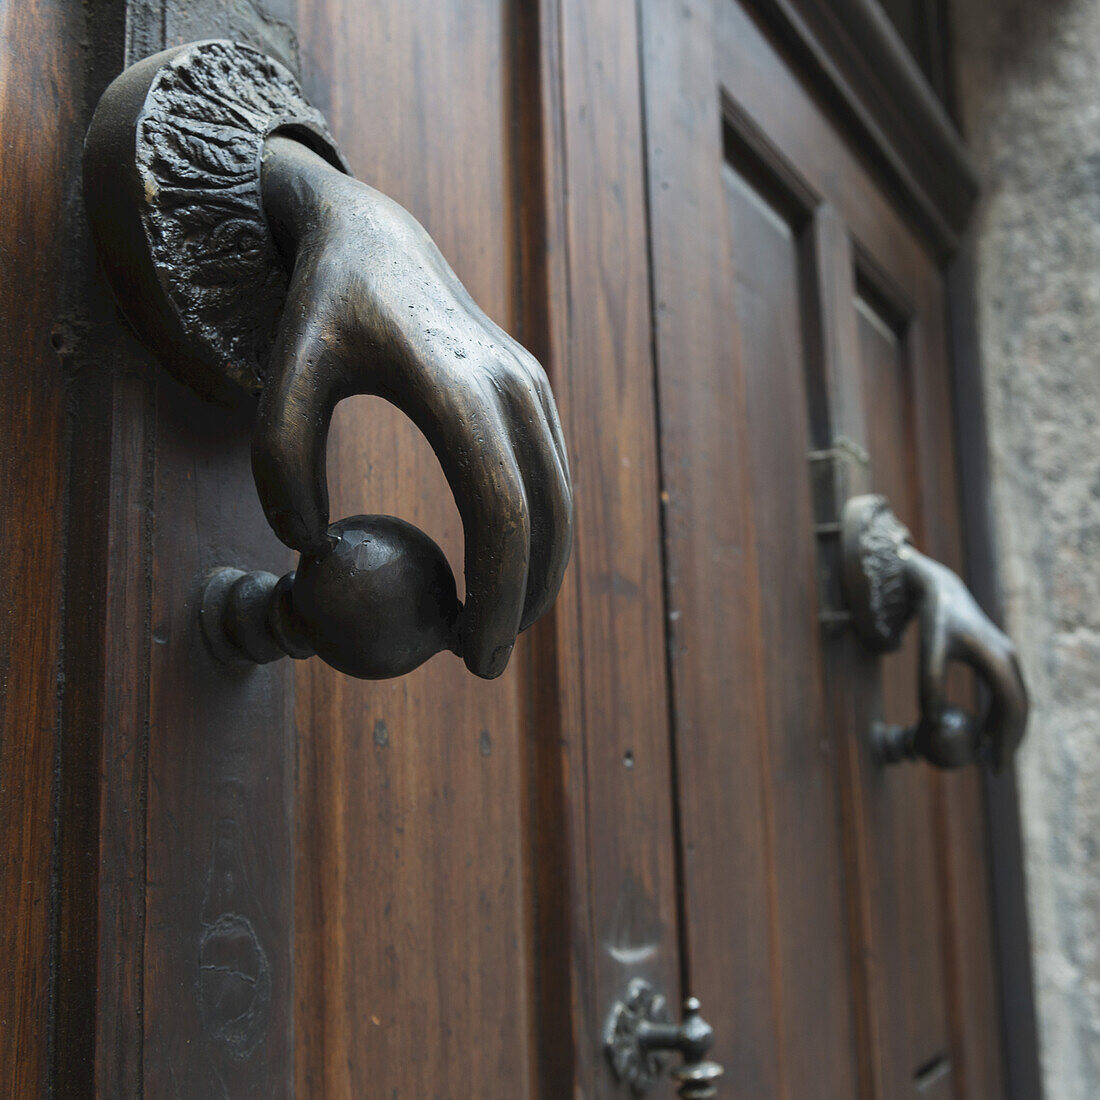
[840,495,1028,770]
[83,41,572,680]
[604,980,724,1098]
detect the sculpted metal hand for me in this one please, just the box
[255,136,571,678]
[904,550,1027,770]
[83,41,571,680]
[840,494,1028,770]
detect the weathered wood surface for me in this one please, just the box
[0,0,1032,1095]
[0,0,82,1091]
[638,2,1009,1095]
[292,2,538,1094]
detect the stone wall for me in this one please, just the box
[951,1,1100,1094]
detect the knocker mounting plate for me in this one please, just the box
[839,493,916,651]
[84,39,349,401]
[604,979,674,1093]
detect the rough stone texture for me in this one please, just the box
[952,1,1100,1095]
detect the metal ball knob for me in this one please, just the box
[201,515,461,679]
[292,516,460,678]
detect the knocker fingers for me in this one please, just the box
[492,351,573,631]
[253,305,343,557]
[915,557,1027,770]
[952,614,1028,771]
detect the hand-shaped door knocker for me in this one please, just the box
[84,41,572,679]
[840,495,1027,770]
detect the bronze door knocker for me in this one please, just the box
[84,40,573,680]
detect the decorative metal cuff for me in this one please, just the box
[84,39,350,398]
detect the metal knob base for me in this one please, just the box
[200,567,313,668]
[604,980,724,1097]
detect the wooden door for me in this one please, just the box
[639,2,1025,1097]
[0,0,1037,1097]
[291,3,685,1095]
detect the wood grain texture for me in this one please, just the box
[293,4,537,1095]
[3,1,1030,1095]
[708,4,1006,1094]
[511,1,590,1093]
[57,354,155,1100]
[74,5,302,1095]
[294,1,682,1093]
[554,0,684,1093]
[726,159,863,1098]
[0,0,85,1091]
[141,378,296,1097]
[639,2,860,1095]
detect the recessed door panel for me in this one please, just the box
[642,1,1006,1096]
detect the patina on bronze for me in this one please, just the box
[199,517,462,681]
[84,41,573,680]
[840,494,1028,770]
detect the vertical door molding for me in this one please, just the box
[550,0,685,1091]
[58,2,304,1094]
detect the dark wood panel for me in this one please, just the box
[877,0,954,102]
[0,0,88,1092]
[726,162,862,1098]
[746,0,972,255]
[712,5,1008,1094]
[808,225,1006,1099]
[640,2,862,1095]
[553,0,684,1093]
[717,2,941,282]
[936,767,1006,1098]
[512,3,588,1092]
[730,159,866,1095]
[141,382,296,1097]
[906,264,1007,1100]
[293,3,537,1095]
[59,360,155,1100]
[641,12,784,1088]
[80,5,306,1095]
[805,207,892,1100]
[946,240,1041,1099]
[856,292,953,1096]
[26,6,152,1096]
